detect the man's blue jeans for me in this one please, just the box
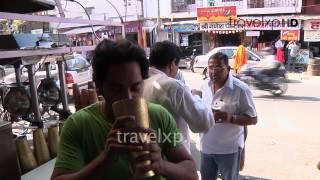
[200,148,242,180]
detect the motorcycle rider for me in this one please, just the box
[189,49,197,73]
[252,47,281,83]
[202,68,208,80]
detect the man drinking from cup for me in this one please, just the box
[51,39,197,180]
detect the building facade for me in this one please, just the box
[143,0,304,56]
[49,0,144,47]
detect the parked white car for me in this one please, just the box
[194,46,264,68]
[2,53,92,97]
[64,54,93,96]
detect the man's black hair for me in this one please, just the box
[92,39,149,84]
[209,52,229,66]
[149,41,182,68]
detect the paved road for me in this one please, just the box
[181,68,320,180]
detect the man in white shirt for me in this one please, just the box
[175,69,186,85]
[143,41,215,153]
[275,39,284,49]
[200,52,257,180]
[286,40,300,71]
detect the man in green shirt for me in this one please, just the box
[51,39,198,180]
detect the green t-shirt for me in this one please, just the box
[55,102,182,179]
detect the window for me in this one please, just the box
[172,0,189,12]
[246,51,261,61]
[218,49,236,59]
[66,56,89,71]
[222,0,242,2]
[186,0,195,4]
[208,0,215,6]
[246,51,253,61]
[38,62,56,71]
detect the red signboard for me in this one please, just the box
[197,6,237,23]
[281,30,300,41]
[125,21,142,33]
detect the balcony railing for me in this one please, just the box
[247,0,298,8]
[172,0,203,13]
[187,4,197,12]
[213,0,298,9]
[213,0,244,9]
[172,2,188,13]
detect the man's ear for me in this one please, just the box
[169,60,176,71]
[95,82,103,95]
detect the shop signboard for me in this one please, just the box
[281,30,300,41]
[199,17,300,32]
[304,30,320,42]
[303,20,320,31]
[125,21,141,33]
[197,6,237,23]
[199,23,243,31]
[163,24,199,32]
[246,31,260,36]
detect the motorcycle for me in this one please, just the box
[238,63,288,96]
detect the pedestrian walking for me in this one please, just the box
[286,40,300,71]
[275,38,285,64]
[232,45,248,76]
[189,49,197,73]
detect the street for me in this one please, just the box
[181,69,320,180]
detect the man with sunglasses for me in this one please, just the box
[200,52,258,180]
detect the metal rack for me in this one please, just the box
[0,11,123,126]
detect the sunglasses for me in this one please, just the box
[208,65,227,71]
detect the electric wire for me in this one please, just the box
[67,0,101,42]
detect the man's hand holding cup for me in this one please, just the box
[212,101,232,123]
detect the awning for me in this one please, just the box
[142,26,155,32]
[63,26,105,35]
[0,0,55,14]
[163,20,198,25]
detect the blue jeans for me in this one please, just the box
[200,148,242,180]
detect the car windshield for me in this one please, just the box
[66,55,90,71]
[216,47,264,60]
[37,62,56,71]
[250,51,264,59]
[255,51,269,59]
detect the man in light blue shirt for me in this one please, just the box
[200,52,258,180]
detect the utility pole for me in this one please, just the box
[54,0,65,35]
[105,0,126,39]
[156,0,160,42]
[125,0,128,22]
[140,0,144,18]
[54,0,66,17]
